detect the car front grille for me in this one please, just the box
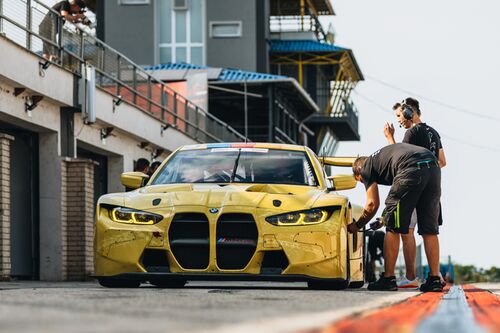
[168,213,210,269]
[216,213,258,270]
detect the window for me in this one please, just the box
[209,21,242,38]
[173,0,188,10]
[119,0,150,5]
[158,0,205,65]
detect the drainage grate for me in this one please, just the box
[168,213,210,269]
[216,213,258,270]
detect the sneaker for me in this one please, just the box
[368,274,397,291]
[397,276,419,290]
[419,275,443,292]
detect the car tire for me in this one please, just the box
[308,228,350,290]
[150,279,186,288]
[307,279,349,290]
[97,278,141,288]
[348,281,365,289]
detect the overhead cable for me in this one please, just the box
[366,75,500,122]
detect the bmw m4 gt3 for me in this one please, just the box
[94,143,365,289]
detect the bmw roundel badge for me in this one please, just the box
[209,208,219,214]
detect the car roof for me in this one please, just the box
[180,142,307,152]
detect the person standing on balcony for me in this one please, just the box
[39,0,90,61]
[383,97,447,290]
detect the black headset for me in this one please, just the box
[401,103,414,121]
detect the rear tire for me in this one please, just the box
[150,279,186,288]
[97,278,141,288]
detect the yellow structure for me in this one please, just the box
[94,143,364,289]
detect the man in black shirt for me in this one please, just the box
[347,143,443,292]
[39,0,89,61]
[384,98,447,289]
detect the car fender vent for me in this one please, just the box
[261,250,289,274]
[142,249,170,272]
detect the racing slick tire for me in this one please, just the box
[97,278,141,288]
[150,279,187,288]
[308,230,350,290]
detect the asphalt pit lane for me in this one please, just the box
[208,289,236,294]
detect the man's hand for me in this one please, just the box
[383,122,396,144]
[347,221,360,234]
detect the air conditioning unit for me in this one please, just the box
[174,0,188,10]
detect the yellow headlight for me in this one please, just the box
[109,207,163,225]
[266,208,331,226]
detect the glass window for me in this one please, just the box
[175,47,187,62]
[190,0,202,43]
[159,47,172,63]
[191,47,203,65]
[159,0,172,43]
[175,10,187,43]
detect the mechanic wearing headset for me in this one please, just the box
[347,143,443,292]
[383,98,446,290]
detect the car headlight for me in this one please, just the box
[265,207,337,226]
[108,207,163,225]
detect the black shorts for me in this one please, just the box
[383,164,441,235]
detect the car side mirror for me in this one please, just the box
[327,174,357,191]
[120,172,149,190]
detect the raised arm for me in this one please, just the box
[384,122,396,144]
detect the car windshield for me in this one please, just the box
[152,148,318,186]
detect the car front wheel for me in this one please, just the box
[149,279,186,288]
[97,278,141,288]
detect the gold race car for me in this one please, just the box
[94,143,365,289]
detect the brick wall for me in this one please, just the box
[62,158,96,280]
[0,133,14,280]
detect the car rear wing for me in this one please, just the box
[321,157,357,167]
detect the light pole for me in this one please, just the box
[244,72,248,142]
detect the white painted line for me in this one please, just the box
[416,286,486,333]
[194,291,420,333]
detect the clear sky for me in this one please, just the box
[326,0,500,268]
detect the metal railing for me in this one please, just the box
[0,0,246,143]
[270,15,329,42]
[332,98,359,134]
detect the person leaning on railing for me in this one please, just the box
[38,0,90,61]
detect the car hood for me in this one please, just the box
[98,183,338,211]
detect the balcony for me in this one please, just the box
[306,99,360,141]
[0,0,246,143]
